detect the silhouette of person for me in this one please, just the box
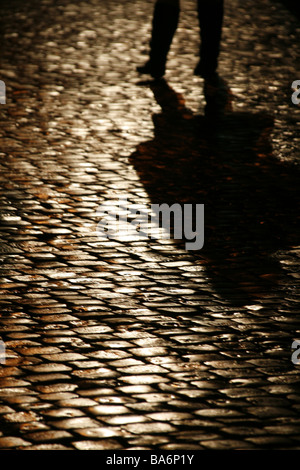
[130,79,300,307]
[137,0,224,80]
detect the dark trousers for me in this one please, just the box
[148,0,224,76]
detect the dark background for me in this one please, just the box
[279,0,300,18]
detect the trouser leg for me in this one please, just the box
[195,0,224,77]
[137,0,180,78]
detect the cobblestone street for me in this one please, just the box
[0,0,299,451]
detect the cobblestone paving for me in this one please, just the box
[0,0,299,450]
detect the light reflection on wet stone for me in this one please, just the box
[0,0,299,451]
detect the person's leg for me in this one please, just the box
[195,0,224,78]
[137,0,180,78]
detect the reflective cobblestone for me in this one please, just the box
[0,0,299,450]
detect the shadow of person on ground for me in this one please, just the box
[129,78,299,307]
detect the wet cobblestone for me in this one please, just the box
[0,0,299,451]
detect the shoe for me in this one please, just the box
[136,60,165,79]
[194,60,218,80]
[204,74,231,119]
